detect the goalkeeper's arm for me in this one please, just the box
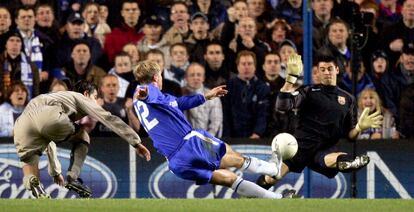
[349,108,383,139]
[280,54,303,93]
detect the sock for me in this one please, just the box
[23,174,35,190]
[242,156,278,176]
[231,176,282,199]
[67,141,89,180]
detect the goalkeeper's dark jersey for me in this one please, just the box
[276,84,357,150]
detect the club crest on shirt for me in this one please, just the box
[338,96,346,105]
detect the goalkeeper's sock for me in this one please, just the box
[67,141,89,179]
[231,176,282,199]
[242,156,278,176]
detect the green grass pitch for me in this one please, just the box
[1,199,413,212]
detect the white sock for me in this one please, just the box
[231,176,282,199]
[242,156,278,176]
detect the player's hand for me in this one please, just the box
[356,108,383,132]
[135,86,149,100]
[53,174,65,186]
[136,143,151,161]
[204,85,228,100]
[286,53,303,84]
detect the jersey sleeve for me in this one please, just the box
[276,87,308,111]
[74,93,142,147]
[45,142,62,177]
[176,94,206,111]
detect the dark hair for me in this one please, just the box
[16,5,35,18]
[73,80,97,95]
[6,81,29,105]
[204,41,223,55]
[315,48,337,66]
[114,51,132,62]
[71,40,91,53]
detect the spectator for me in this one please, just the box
[34,3,61,45]
[261,53,296,137]
[379,0,414,68]
[166,43,190,86]
[49,79,69,92]
[381,42,414,124]
[246,0,272,38]
[357,88,398,139]
[223,50,270,138]
[122,43,140,71]
[226,16,271,79]
[0,82,28,137]
[338,59,375,97]
[0,31,39,101]
[108,52,135,99]
[399,83,414,138]
[104,0,143,64]
[15,6,53,84]
[188,0,227,30]
[369,50,389,101]
[322,18,351,76]
[0,7,12,52]
[183,63,223,137]
[185,12,214,64]
[82,2,111,48]
[92,74,133,136]
[274,0,303,25]
[145,49,182,97]
[265,18,292,52]
[377,0,402,33]
[136,15,170,66]
[55,12,103,68]
[311,0,334,52]
[61,41,106,87]
[203,42,234,89]
[163,2,191,46]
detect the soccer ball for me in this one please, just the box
[271,133,298,160]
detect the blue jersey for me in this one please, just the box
[133,84,206,158]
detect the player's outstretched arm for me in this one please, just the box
[204,85,228,100]
[135,143,151,161]
[349,107,383,139]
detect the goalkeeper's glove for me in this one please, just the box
[286,53,303,84]
[355,107,383,132]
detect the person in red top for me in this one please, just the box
[104,0,144,64]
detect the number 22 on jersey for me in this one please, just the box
[134,101,159,131]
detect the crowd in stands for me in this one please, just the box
[0,0,413,139]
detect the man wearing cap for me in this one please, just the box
[381,42,414,127]
[0,30,39,102]
[185,12,214,64]
[137,15,170,66]
[55,12,103,69]
[104,0,143,65]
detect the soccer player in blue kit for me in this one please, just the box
[133,61,295,198]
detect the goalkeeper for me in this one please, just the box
[257,51,383,189]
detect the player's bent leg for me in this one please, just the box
[210,169,283,199]
[22,162,50,199]
[221,144,281,177]
[335,154,370,172]
[256,163,290,190]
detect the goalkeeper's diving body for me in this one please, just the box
[14,80,150,198]
[133,61,295,199]
[257,52,383,189]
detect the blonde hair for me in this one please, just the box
[358,88,382,113]
[133,60,161,84]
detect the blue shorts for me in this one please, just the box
[168,129,226,185]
